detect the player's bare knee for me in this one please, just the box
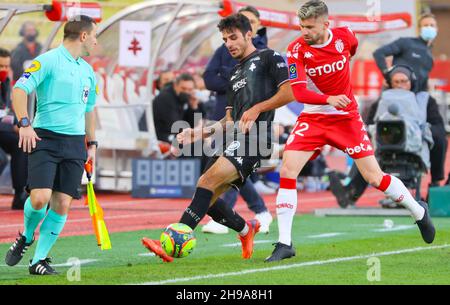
[30,191,51,209]
[197,173,220,191]
[53,200,71,215]
[279,165,298,180]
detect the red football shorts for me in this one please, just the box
[284,112,374,160]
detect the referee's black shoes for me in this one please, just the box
[5,232,34,266]
[29,258,58,275]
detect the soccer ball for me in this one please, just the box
[160,223,197,258]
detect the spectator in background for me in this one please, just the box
[373,13,438,92]
[0,48,28,209]
[139,70,176,132]
[155,69,174,95]
[329,65,447,207]
[11,22,42,82]
[152,73,206,144]
[201,6,273,235]
[373,13,448,187]
[203,5,268,121]
[192,71,216,120]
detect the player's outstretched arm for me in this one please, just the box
[176,109,232,145]
[239,82,294,134]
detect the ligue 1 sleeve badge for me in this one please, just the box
[288,63,297,79]
[82,86,90,103]
[24,60,41,73]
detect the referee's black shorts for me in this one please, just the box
[27,128,87,199]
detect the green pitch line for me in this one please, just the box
[0,215,449,285]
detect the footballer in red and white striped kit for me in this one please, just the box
[239,0,435,263]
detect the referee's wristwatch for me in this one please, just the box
[17,117,30,128]
[87,140,98,148]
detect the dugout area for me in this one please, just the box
[1,0,450,286]
[0,0,422,192]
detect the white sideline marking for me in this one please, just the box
[307,232,344,238]
[0,210,180,229]
[373,225,415,232]
[136,244,450,285]
[138,253,156,257]
[222,240,273,247]
[0,259,99,268]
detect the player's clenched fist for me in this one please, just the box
[326,95,352,108]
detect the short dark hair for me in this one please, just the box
[0,48,11,58]
[297,0,329,20]
[238,6,260,19]
[63,15,96,41]
[217,13,252,37]
[175,73,194,84]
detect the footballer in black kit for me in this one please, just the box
[141,13,295,262]
[213,48,289,188]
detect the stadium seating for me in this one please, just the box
[93,66,161,191]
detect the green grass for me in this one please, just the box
[1,215,450,285]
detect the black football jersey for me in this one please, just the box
[226,49,289,147]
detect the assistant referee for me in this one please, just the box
[5,15,98,275]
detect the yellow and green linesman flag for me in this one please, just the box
[85,161,111,250]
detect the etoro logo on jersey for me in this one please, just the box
[305,55,347,77]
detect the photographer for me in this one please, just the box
[330,65,447,207]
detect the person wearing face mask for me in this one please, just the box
[0,48,29,210]
[11,22,43,82]
[152,73,206,144]
[201,7,273,235]
[329,65,447,208]
[373,13,438,92]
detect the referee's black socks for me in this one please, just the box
[179,187,213,230]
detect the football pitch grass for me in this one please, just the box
[1,214,449,285]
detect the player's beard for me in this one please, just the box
[231,42,247,60]
[304,32,322,45]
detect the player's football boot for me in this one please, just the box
[142,238,174,262]
[415,201,435,244]
[29,258,58,275]
[328,171,353,208]
[5,232,34,266]
[239,219,260,259]
[264,242,296,263]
